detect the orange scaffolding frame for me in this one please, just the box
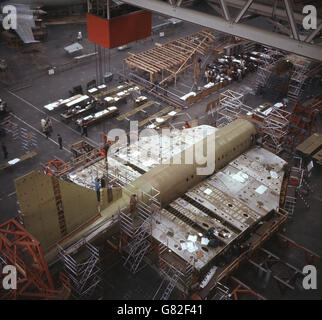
[0,218,70,300]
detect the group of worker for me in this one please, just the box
[40,118,64,149]
[204,53,259,84]
[41,118,53,139]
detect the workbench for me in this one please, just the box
[43,94,85,111]
[60,103,95,122]
[75,106,119,127]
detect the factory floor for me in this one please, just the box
[0,16,321,300]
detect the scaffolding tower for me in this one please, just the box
[261,107,291,154]
[255,47,285,92]
[215,90,253,127]
[287,62,310,104]
[58,239,102,299]
[120,187,161,274]
[152,242,194,300]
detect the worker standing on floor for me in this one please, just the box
[100,177,106,189]
[46,118,53,134]
[41,119,46,132]
[44,125,50,139]
[77,31,82,42]
[1,142,8,159]
[94,178,100,202]
[57,134,63,150]
[81,124,88,137]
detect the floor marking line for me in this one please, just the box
[10,113,72,154]
[7,89,99,147]
[6,89,46,114]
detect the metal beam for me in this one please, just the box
[207,1,225,19]
[266,18,291,36]
[177,0,184,7]
[234,0,254,24]
[305,22,322,43]
[216,0,319,25]
[283,0,299,40]
[219,0,231,21]
[122,0,322,61]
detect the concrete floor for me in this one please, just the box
[0,15,321,300]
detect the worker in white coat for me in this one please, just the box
[41,119,46,132]
[77,31,83,42]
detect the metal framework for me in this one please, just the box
[121,206,153,274]
[20,127,38,153]
[287,61,311,103]
[0,218,70,300]
[289,101,319,146]
[153,261,181,300]
[120,187,161,274]
[0,117,19,140]
[277,233,320,265]
[248,247,306,293]
[254,47,286,93]
[121,0,322,61]
[0,117,38,153]
[58,239,102,299]
[215,89,252,127]
[153,242,194,300]
[285,155,312,212]
[229,277,266,300]
[284,184,297,217]
[210,281,231,300]
[41,147,103,178]
[261,107,291,154]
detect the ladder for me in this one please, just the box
[51,177,67,236]
[152,266,181,301]
[160,271,180,300]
